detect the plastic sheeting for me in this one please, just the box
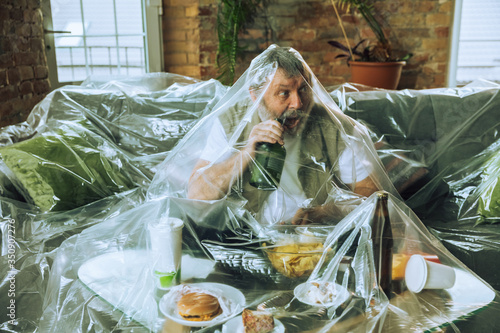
[0,73,227,332]
[148,45,399,225]
[328,80,500,291]
[32,193,500,333]
[1,45,500,333]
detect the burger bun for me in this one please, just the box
[177,292,222,321]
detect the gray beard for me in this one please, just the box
[257,103,311,137]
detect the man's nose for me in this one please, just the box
[289,91,303,109]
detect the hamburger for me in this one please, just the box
[177,292,222,321]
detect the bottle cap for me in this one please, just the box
[376,191,388,199]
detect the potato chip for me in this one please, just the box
[264,242,332,278]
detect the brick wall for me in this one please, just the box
[162,0,201,78]
[0,0,454,128]
[163,0,453,89]
[0,0,51,128]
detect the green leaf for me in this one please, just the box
[216,0,269,85]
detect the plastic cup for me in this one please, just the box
[148,217,184,290]
[405,254,456,293]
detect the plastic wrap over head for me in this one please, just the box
[149,45,398,228]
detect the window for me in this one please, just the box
[43,0,163,89]
[449,0,500,86]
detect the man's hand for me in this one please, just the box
[290,198,362,225]
[245,119,284,154]
[291,206,328,225]
[353,175,378,197]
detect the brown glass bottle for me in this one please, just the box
[371,191,394,299]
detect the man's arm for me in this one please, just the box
[187,119,284,200]
[290,175,379,225]
[187,149,253,200]
[352,175,379,197]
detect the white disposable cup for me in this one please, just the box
[405,254,456,293]
[148,217,184,289]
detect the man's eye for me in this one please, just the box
[279,91,289,97]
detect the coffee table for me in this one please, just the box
[77,249,497,332]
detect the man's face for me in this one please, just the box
[257,69,313,135]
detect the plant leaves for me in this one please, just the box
[328,40,351,53]
[216,0,269,85]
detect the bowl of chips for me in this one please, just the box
[260,226,336,279]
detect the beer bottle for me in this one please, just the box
[249,119,286,190]
[371,191,394,299]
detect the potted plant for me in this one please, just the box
[328,0,412,89]
[216,0,268,85]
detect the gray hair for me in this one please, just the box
[248,46,307,91]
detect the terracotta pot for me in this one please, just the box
[348,61,406,90]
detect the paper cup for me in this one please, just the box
[148,217,184,289]
[405,254,456,293]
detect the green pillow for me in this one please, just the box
[0,123,135,212]
[477,153,500,224]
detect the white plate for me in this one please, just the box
[222,315,285,333]
[78,250,158,328]
[78,250,217,330]
[294,280,350,308]
[159,282,245,327]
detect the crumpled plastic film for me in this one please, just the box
[328,80,500,291]
[0,187,147,332]
[30,192,500,333]
[148,45,399,227]
[2,44,500,333]
[0,73,227,332]
[295,192,499,332]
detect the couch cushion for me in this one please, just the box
[331,86,500,203]
[0,122,135,212]
[374,140,429,198]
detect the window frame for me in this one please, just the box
[448,0,500,87]
[42,0,163,90]
[448,0,463,87]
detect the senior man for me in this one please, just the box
[187,45,383,225]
